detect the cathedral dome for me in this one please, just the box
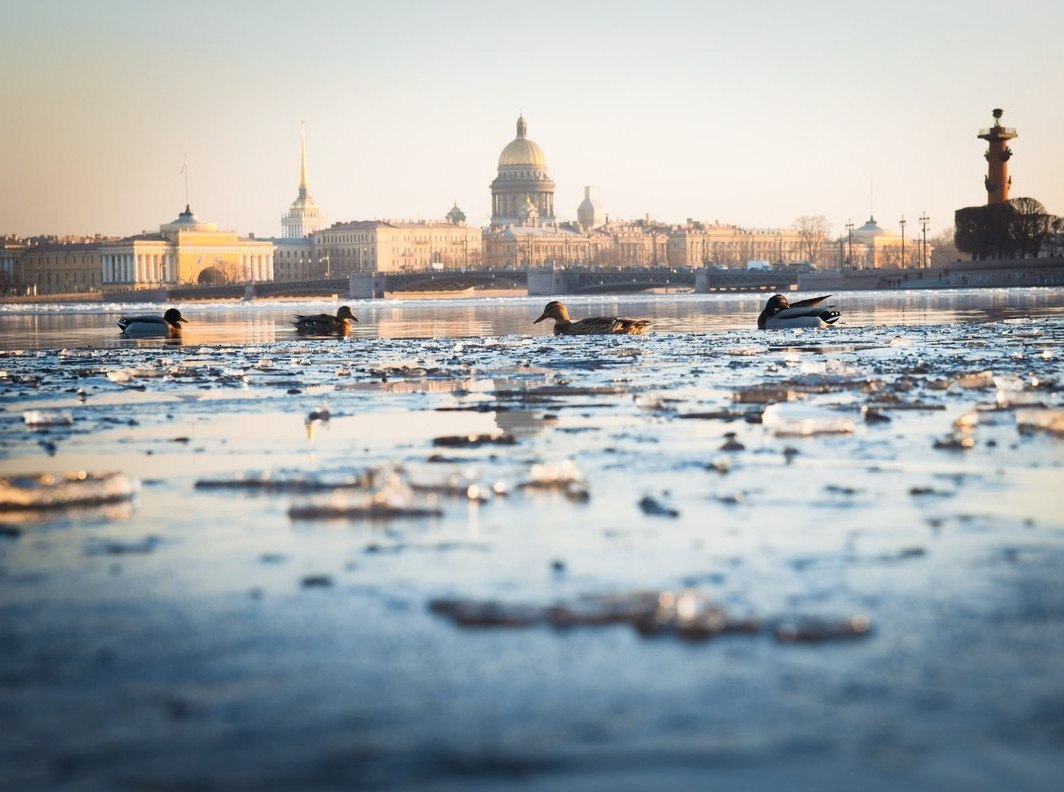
[498,115,547,167]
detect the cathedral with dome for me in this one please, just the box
[490,115,556,227]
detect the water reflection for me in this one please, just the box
[0,288,1061,350]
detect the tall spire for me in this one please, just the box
[516,114,527,138]
[299,122,309,197]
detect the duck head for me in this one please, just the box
[533,301,570,324]
[757,294,789,329]
[163,308,188,328]
[336,306,359,323]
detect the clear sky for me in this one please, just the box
[3,0,1063,241]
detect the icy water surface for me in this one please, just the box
[3,287,1064,350]
[1,292,1064,790]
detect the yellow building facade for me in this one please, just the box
[99,206,274,290]
[17,242,109,295]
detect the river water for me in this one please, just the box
[2,288,1063,790]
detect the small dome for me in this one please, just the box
[498,115,547,167]
[446,203,466,225]
[854,216,887,239]
[161,204,217,233]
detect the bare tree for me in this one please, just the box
[793,215,832,265]
[929,228,960,267]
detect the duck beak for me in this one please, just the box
[533,312,548,324]
[179,317,189,323]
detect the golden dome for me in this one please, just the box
[498,115,547,167]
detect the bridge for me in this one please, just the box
[104,266,797,302]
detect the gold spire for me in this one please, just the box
[299,122,309,194]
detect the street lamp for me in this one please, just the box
[919,212,930,269]
[899,215,906,268]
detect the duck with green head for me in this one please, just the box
[117,308,188,337]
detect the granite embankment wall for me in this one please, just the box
[799,257,1064,291]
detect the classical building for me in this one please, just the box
[280,125,328,238]
[16,240,111,295]
[1,238,26,293]
[666,221,810,268]
[836,216,928,269]
[98,205,275,290]
[490,115,555,227]
[483,219,669,269]
[314,214,482,275]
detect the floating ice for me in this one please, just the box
[1015,408,1064,437]
[761,403,856,437]
[520,460,589,501]
[0,471,138,511]
[22,409,74,427]
[954,371,994,389]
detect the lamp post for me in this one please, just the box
[919,212,930,268]
[845,219,854,267]
[899,215,906,268]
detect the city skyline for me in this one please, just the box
[3,0,1063,240]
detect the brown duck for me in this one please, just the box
[293,305,359,336]
[533,301,651,336]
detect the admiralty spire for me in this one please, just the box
[281,124,328,238]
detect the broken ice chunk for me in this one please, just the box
[0,471,138,511]
[761,403,855,437]
[1015,408,1064,437]
[22,410,74,427]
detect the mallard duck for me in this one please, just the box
[757,294,841,329]
[117,308,188,337]
[533,301,651,336]
[293,305,359,335]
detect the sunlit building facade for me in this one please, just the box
[835,216,928,269]
[16,241,110,295]
[98,205,275,290]
[314,215,482,275]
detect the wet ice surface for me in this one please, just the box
[1,307,1064,790]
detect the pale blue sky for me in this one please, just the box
[2,0,1062,239]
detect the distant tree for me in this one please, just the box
[955,204,1012,260]
[793,215,831,265]
[929,228,960,267]
[955,199,1062,259]
[1007,197,1061,258]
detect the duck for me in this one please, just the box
[292,305,359,336]
[117,308,188,337]
[757,294,841,329]
[533,301,651,336]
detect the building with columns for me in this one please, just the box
[99,205,275,290]
[490,115,555,227]
[833,215,931,269]
[280,125,328,238]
